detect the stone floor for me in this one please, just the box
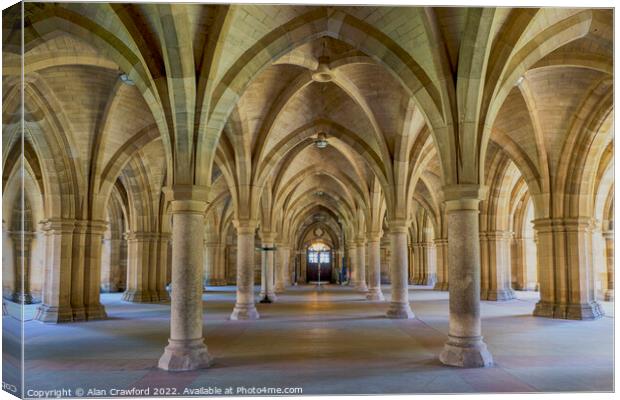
[3,285,614,396]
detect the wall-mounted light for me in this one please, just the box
[315,132,328,149]
[515,76,524,87]
[119,73,135,86]
[311,39,333,83]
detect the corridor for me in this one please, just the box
[13,285,614,395]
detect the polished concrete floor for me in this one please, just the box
[3,285,614,396]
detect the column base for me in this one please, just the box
[155,290,171,303]
[386,301,414,319]
[85,304,107,320]
[71,306,86,322]
[604,290,614,301]
[158,338,212,371]
[10,292,37,304]
[526,282,539,291]
[439,335,493,368]
[230,303,260,320]
[354,283,369,292]
[566,302,604,320]
[122,290,157,303]
[433,282,449,291]
[366,288,385,301]
[258,291,277,303]
[35,304,75,323]
[534,300,604,320]
[204,278,227,287]
[100,284,122,293]
[484,289,516,301]
[417,276,436,286]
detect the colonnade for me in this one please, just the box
[533,218,604,320]
[123,232,170,303]
[36,219,108,323]
[230,221,260,320]
[274,244,291,293]
[158,195,211,371]
[366,235,384,301]
[8,182,610,373]
[203,240,226,286]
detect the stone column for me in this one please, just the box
[386,223,414,319]
[230,221,259,320]
[415,241,437,286]
[439,186,493,368]
[603,230,614,301]
[355,238,368,292]
[480,231,515,301]
[274,244,289,293]
[204,241,226,287]
[433,238,449,291]
[159,193,211,371]
[36,219,75,322]
[381,238,391,284]
[366,234,384,300]
[79,220,108,320]
[216,244,227,285]
[155,233,171,302]
[119,240,128,291]
[259,234,277,302]
[408,242,417,284]
[336,248,344,284]
[203,240,218,287]
[346,242,357,286]
[291,251,300,284]
[511,234,538,291]
[510,236,526,290]
[533,218,603,319]
[69,221,87,321]
[9,231,35,303]
[101,236,123,293]
[124,232,156,302]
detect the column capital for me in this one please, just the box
[8,230,36,240]
[204,239,219,247]
[387,220,409,233]
[260,231,276,244]
[40,218,109,234]
[442,184,487,201]
[233,219,258,234]
[367,231,382,242]
[126,231,162,241]
[532,217,595,233]
[433,237,448,246]
[443,184,486,212]
[163,185,210,203]
[479,230,513,240]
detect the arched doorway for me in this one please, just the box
[306,242,332,284]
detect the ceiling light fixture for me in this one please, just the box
[119,73,135,86]
[312,38,333,83]
[315,191,324,196]
[315,131,328,149]
[515,76,524,87]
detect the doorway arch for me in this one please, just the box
[306,241,333,284]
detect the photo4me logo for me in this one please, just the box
[2,382,17,394]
